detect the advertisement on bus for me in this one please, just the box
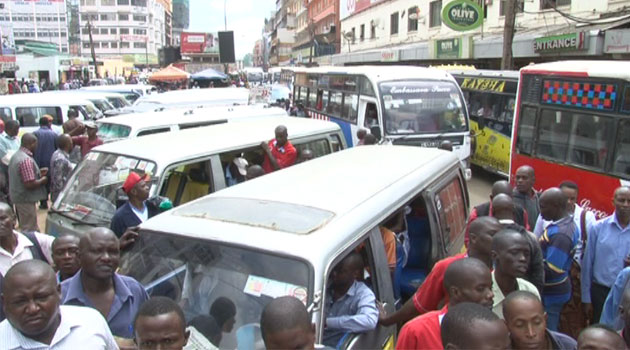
[180,32,218,54]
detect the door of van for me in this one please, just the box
[358,96,382,145]
[321,227,396,350]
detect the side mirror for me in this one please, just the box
[477,115,486,130]
[370,125,382,141]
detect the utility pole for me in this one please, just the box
[501,0,516,70]
[86,18,98,78]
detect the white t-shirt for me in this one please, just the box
[130,202,149,223]
[0,231,54,276]
[0,305,119,349]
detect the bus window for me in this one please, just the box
[343,93,358,123]
[623,86,630,112]
[307,88,316,108]
[360,76,375,97]
[364,103,378,128]
[537,109,572,162]
[327,91,343,116]
[515,106,537,155]
[567,113,614,170]
[317,90,329,112]
[297,87,308,107]
[612,120,630,178]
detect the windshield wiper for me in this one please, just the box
[50,207,111,226]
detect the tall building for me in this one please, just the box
[172,0,189,46]
[269,0,296,66]
[78,0,168,66]
[0,0,70,53]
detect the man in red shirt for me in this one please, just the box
[379,216,502,326]
[71,122,103,158]
[395,257,494,349]
[261,125,297,173]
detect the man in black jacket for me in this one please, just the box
[110,172,159,237]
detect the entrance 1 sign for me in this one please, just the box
[442,0,483,32]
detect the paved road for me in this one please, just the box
[468,165,504,209]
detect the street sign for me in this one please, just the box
[442,0,483,32]
[534,32,587,53]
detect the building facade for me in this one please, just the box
[270,0,296,66]
[333,0,630,67]
[172,0,188,46]
[78,0,168,66]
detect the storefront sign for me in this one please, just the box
[534,32,587,53]
[460,78,507,92]
[604,29,630,54]
[442,0,483,32]
[380,50,399,62]
[435,38,461,59]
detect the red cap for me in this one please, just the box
[122,172,150,194]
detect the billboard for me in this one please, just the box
[180,32,218,54]
[340,0,386,21]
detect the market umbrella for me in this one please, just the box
[148,65,190,82]
[191,68,228,80]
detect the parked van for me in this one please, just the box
[96,105,288,143]
[0,94,101,133]
[118,145,469,349]
[45,90,131,109]
[46,116,346,236]
[81,84,157,103]
[116,87,251,114]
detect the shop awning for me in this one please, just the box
[148,65,190,82]
[191,67,228,81]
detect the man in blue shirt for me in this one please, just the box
[600,266,630,330]
[60,227,148,338]
[323,252,378,347]
[582,186,630,324]
[33,116,57,209]
[538,187,578,331]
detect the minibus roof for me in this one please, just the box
[96,105,287,130]
[0,93,97,105]
[291,65,456,83]
[520,60,630,81]
[133,87,250,106]
[90,115,341,168]
[140,146,461,265]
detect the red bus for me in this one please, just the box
[510,61,630,219]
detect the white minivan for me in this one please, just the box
[46,116,346,236]
[96,105,288,143]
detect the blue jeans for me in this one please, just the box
[545,302,565,331]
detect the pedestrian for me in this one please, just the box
[261,296,317,350]
[538,187,579,331]
[440,302,511,350]
[49,134,74,203]
[8,133,48,232]
[0,260,117,348]
[577,324,626,350]
[513,165,540,229]
[618,286,630,348]
[245,164,265,180]
[261,125,297,173]
[33,116,57,209]
[71,122,103,158]
[297,149,314,163]
[491,229,540,319]
[133,297,190,350]
[582,186,630,324]
[110,172,159,237]
[0,120,20,203]
[60,227,149,338]
[356,128,367,145]
[600,266,630,330]
[379,217,502,326]
[395,258,495,349]
[503,291,577,350]
[363,133,377,145]
[51,234,80,283]
[21,79,28,93]
[62,108,85,136]
[210,297,236,336]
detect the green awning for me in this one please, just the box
[24,46,65,57]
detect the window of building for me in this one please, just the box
[60,17,66,22]
[408,6,419,32]
[101,0,115,5]
[360,24,365,41]
[500,0,525,15]
[61,31,67,37]
[390,12,399,35]
[541,0,571,10]
[101,42,110,48]
[119,28,130,34]
[370,22,376,39]
[131,0,147,6]
[133,15,147,22]
[111,42,118,48]
[101,14,115,21]
[429,1,442,27]
[118,0,129,4]
[134,42,147,49]
[100,28,109,34]
[81,0,96,5]
[351,27,356,43]
[110,28,117,34]
[121,42,130,48]
[133,28,146,35]
[83,42,91,49]
[119,14,129,21]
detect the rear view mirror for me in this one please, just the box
[370,126,382,141]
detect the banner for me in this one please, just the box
[180,32,218,54]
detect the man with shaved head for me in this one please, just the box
[60,227,148,338]
[583,186,630,324]
[8,132,48,231]
[380,216,502,326]
[49,134,74,203]
[466,180,530,246]
[441,302,510,350]
[537,187,578,330]
[261,124,297,173]
[513,165,540,229]
[396,257,495,349]
[323,252,377,347]
[0,260,117,348]
[261,296,316,350]
[578,324,626,350]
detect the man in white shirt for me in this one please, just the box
[0,260,118,349]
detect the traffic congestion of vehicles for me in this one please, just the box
[3,59,630,350]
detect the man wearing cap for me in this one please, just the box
[225,157,248,186]
[33,115,57,209]
[71,122,103,158]
[110,172,159,237]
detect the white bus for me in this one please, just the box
[291,66,472,165]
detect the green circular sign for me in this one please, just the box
[442,0,483,32]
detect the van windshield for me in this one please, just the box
[97,123,132,142]
[54,152,156,225]
[77,103,102,120]
[119,232,310,349]
[379,80,468,135]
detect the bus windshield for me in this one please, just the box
[379,80,467,135]
[119,232,311,349]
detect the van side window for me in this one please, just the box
[219,148,265,187]
[16,107,62,126]
[0,108,12,122]
[137,128,171,137]
[294,138,331,159]
[434,176,467,249]
[160,160,212,207]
